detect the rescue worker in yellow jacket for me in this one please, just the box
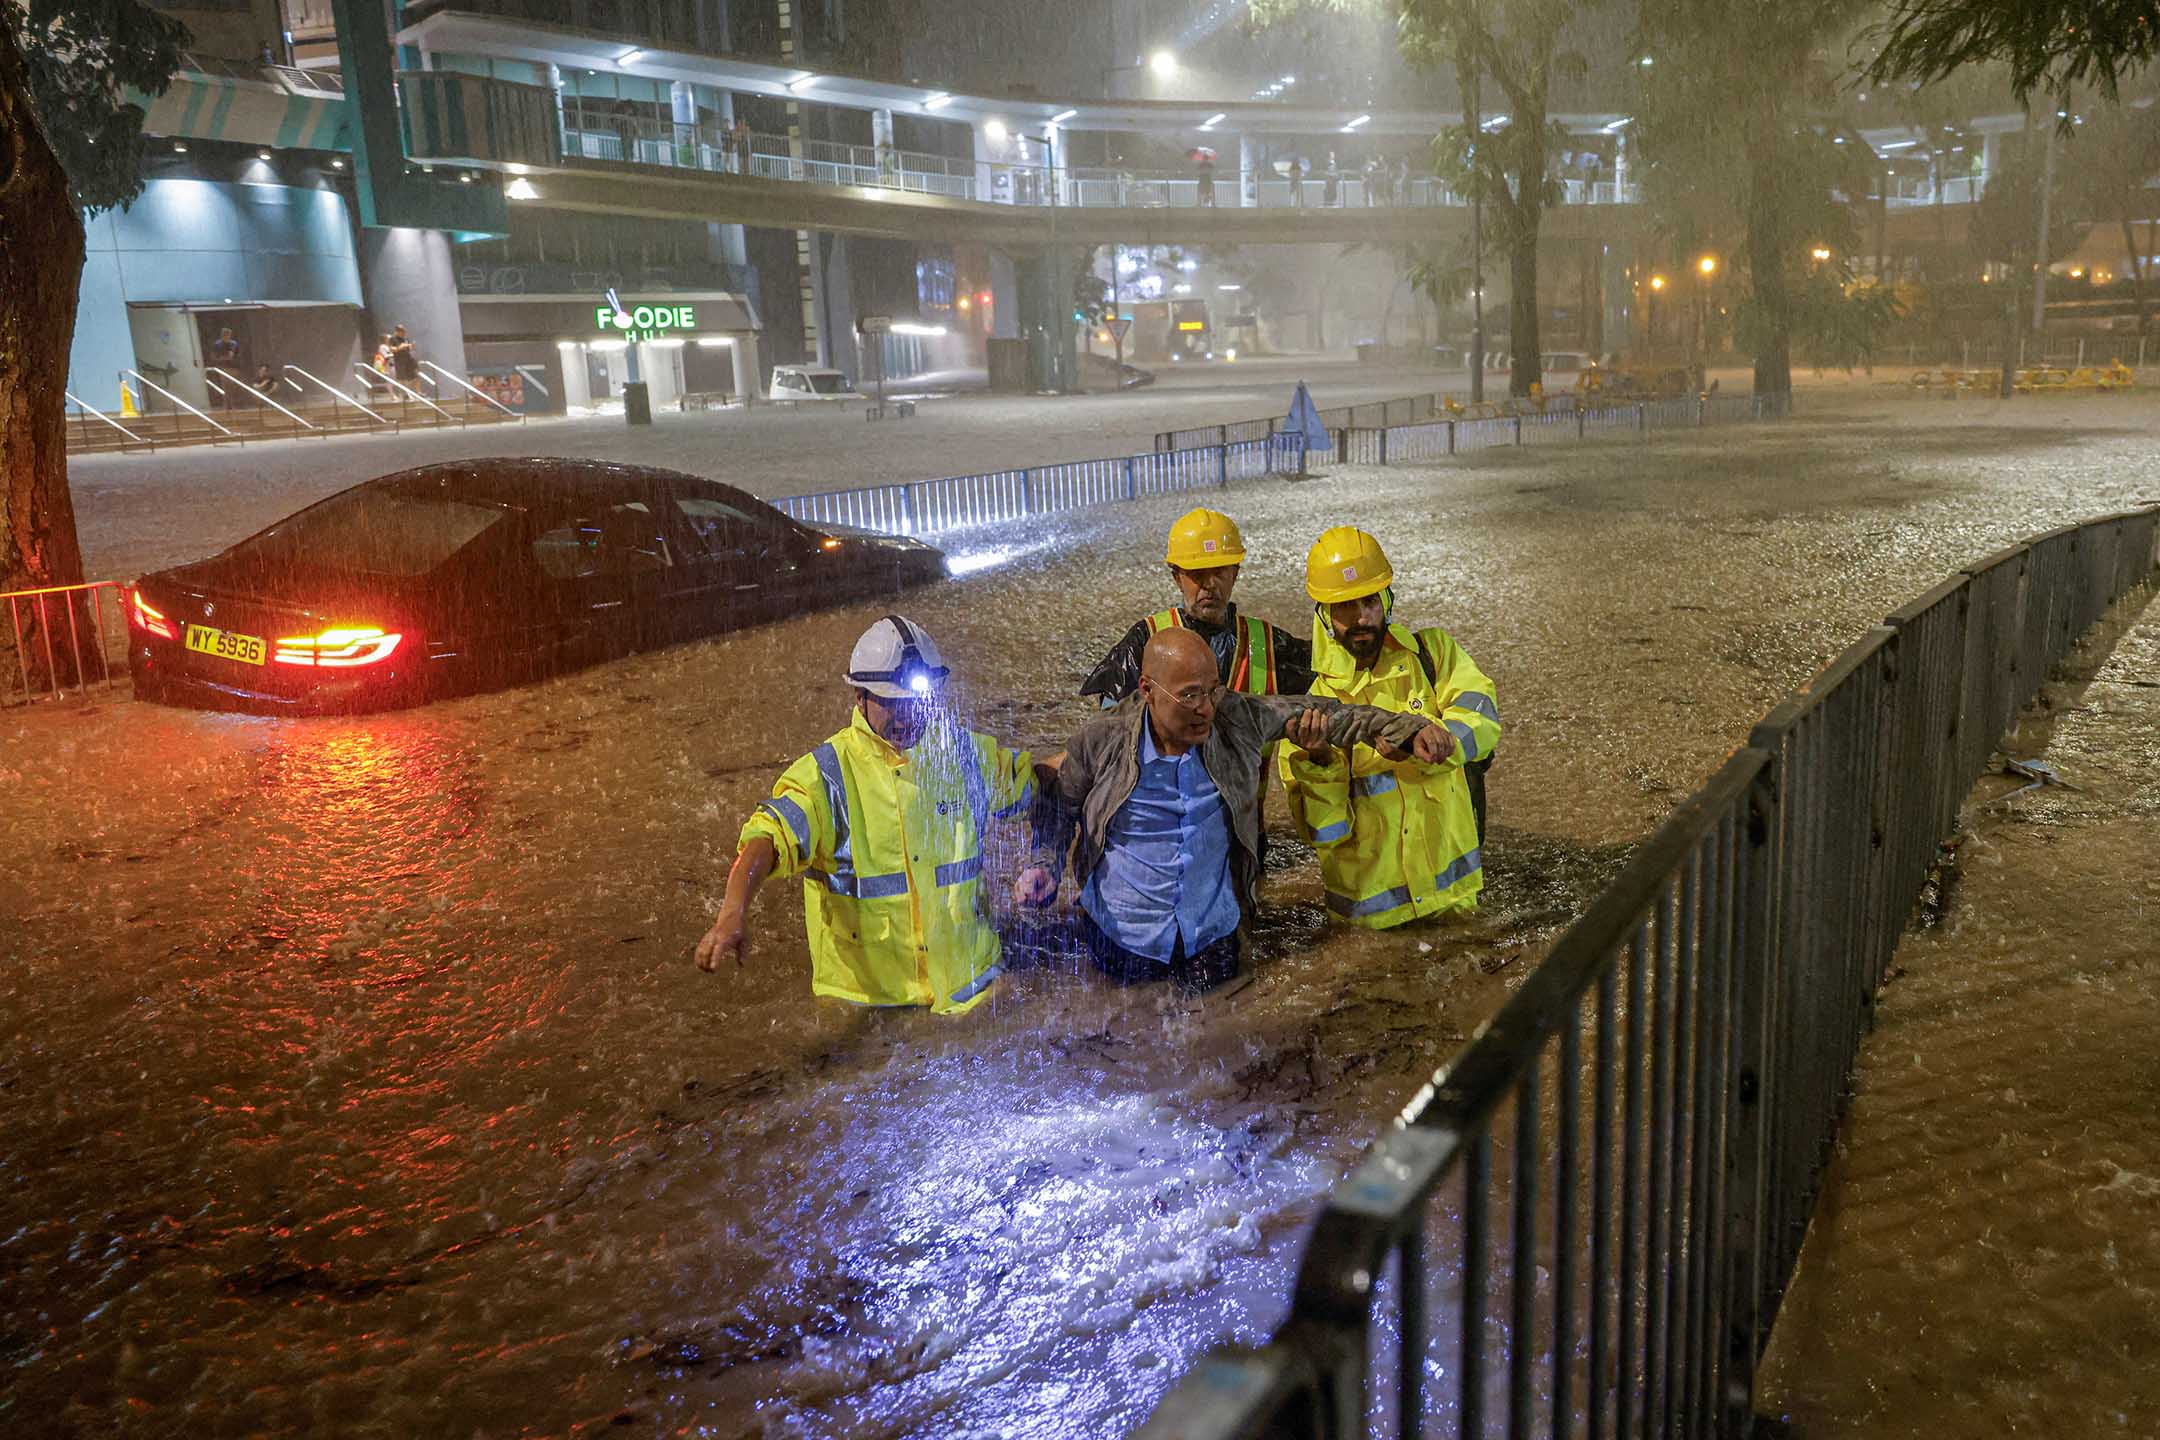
[1280,527,1500,929]
[693,615,1037,1014]
[1080,507,1316,704]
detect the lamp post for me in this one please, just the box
[1695,254,1717,368]
[1468,63,1485,404]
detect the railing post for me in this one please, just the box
[1638,402,1647,435]
[1720,758,1781,1440]
[1124,455,1138,501]
[1578,405,1587,439]
[1697,394,1706,427]
[1447,419,1457,455]
[1021,467,1034,515]
[1217,442,1229,487]
[900,483,917,535]
[1378,427,1389,466]
[1513,415,1523,446]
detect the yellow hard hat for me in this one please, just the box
[1306,526,1394,604]
[1165,507,1246,570]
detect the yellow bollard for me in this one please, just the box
[118,383,139,418]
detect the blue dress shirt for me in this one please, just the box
[1081,722,1242,962]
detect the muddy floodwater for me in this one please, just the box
[5,390,2157,1436]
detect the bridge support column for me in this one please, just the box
[1239,134,1256,207]
[1013,249,1080,393]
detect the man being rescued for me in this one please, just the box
[1080,507,1316,705]
[1280,527,1500,928]
[693,616,1040,1014]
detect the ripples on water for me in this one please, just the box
[5,396,2157,1435]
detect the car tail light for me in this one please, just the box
[130,590,176,639]
[273,627,403,668]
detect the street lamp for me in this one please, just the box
[1696,254,1717,277]
[1149,49,1178,80]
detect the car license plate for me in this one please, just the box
[184,622,266,666]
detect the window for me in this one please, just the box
[225,489,504,577]
[532,501,673,579]
[674,494,789,562]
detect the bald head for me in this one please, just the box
[1142,626,1216,689]
[1140,627,1221,753]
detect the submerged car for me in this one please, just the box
[767,365,864,406]
[127,458,945,712]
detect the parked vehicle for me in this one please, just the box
[126,459,945,713]
[768,365,865,405]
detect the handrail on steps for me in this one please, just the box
[206,366,318,430]
[63,391,147,446]
[123,369,238,438]
[355,365,462,425]
[420,359,521,419]
[284,364,391,426]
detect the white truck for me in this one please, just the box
[767,365,864,407]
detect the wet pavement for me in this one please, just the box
[1756,588,2160,1437]
[5,387,2159,1436]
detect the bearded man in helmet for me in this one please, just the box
[693,616,1040,1014]
[1279,527,1500,929]
[1079,507,1316,705]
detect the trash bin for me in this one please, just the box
[623,381,652,425]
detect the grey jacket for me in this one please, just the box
[1029,690,1435,924]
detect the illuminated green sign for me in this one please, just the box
[595,302,699,343]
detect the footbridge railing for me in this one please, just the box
[774,394,1782,541]
[1137,506,2160,1440]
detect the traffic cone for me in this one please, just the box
[118,384,139,418]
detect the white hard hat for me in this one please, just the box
[845,614,951,699]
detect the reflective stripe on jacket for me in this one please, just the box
[1146,608,1276,694]
[740,708,1034,1013]
[1279,623,1498,929]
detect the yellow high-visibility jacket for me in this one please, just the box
[1279,622,1499,929]
[740,709,1035,1013]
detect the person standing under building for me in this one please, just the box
[1324,152,1341,207]
[208,327,241,407]
[1196,151,1217,206]
[1279,527,1499,929]
[388,325,420,385]
[693,617,1040,1014]
[1017,628,1451,992]
[1292,155,1308,206]
[1080,507,1315,705]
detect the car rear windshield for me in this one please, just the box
[225,487,506,577]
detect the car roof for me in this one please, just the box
[366,458,743,510]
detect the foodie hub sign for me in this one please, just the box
[596,301,699,343]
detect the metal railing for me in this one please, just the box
[1138,503,2160,1439]
[553,109,1641,214]
[355,365,464,425]
[284,363,394,429]
[206,367,319,436]
[771,393,1782,542]
[63,391,149,451]
[420,359,524,419]
[773,438,1274,537]
[3,580,129,707]
[123,369,239,441]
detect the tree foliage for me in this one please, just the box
[1633,0,1877,396]
[7,0,188,213]
[1251,0,1594,394]
[1867,0,2160,104]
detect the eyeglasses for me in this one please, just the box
[1149,679,1226,714]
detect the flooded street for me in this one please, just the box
[1757,591,2160,1436]
[6,389,2158,1435]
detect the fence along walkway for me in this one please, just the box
[1136,505,2160,1440]
[773,393,1782,540]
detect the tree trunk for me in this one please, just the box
[1507,222,1541,396]
[1745,118,1793,399]
[1,18,95,691]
